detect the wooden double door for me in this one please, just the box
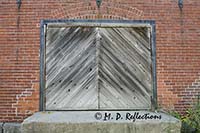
[45,26,153,110]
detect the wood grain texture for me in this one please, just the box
[46,27,98,110]
[98,28,152,109]
[45,27,152,110]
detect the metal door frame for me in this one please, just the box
[39,19,157,111]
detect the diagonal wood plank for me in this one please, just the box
[45,26,153,110]
[98,27,152,109]
[46,27,98,110]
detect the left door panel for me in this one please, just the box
[45,27,98,110]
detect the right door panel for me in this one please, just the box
[98,27,152,109]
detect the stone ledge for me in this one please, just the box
[22,111,181,133]
[0,123,3,133]
[0,123,21,133]
[3,123,21,133]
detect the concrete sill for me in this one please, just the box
[22,111,181,133]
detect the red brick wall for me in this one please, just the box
[0,0,200,122]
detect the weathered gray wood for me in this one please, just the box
[47,22,152,28]
[98,28,152,109]
[45,27,152,110]
[46,27,98,110]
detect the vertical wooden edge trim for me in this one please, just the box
[96,28,101,109]
[151,22,157,110]
[39,20,46,111]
